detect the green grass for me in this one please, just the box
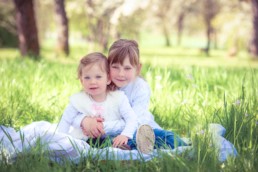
[0,45,258,171]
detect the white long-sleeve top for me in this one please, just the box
[120,77,161,129]
[57,90,138,140]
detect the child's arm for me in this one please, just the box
[79,117,105,138]
[130,84,153,122]
[57,103,78,133]
[103,120,125,136]
[75,116,126,138]
[111,93,137,147]
[118,93,138,140]
[80,117,126,137]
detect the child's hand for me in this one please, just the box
[112,135,129,147]
[81,117,105,138]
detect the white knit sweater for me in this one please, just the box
[57,90,137,140]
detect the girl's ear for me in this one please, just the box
[137,63,142,75]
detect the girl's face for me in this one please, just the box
[110,57,139,88]
[80,63,110,102]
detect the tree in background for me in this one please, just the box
[110,0,149,41]
[85,0,119,51]
[200,0,220,56]
[5,0,254,59]
[215,0,251,57]
[147,0,199,47]
[172,0,198,46]
[54,0,69,55]
[0,0,17,47]
[250,0,258,58]
[114,9,145,41]
[13,0,40,57]
[153,0,173,47]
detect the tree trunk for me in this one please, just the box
[162,22,170,47]
[13,0,39,57]
[250,0,258,58]
[177,12,185,46]
[85,0,110,51]
[202,0,220,57]
[54,0,69,56]
[205,20,212,56]
[96,19,106,51]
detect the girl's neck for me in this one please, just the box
[89,93,107,103]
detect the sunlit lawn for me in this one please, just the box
[0,42,258,171]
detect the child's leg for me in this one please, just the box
[113,125,155,153]
[127,133,137,150]
[153,129,187,149]
[127,124,155,153]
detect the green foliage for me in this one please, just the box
[0,58,80,128]
[0,1,17,48]
[0,27,18,48]
[0,47,258,171]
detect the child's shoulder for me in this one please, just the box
[70,91,90,101]
[134,77,150,89]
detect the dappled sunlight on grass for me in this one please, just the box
[140,46,258,68]
[0,44,258,171]
[0,48,20,59]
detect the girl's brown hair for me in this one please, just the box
[108,39,140,67]
[77,52,109,79]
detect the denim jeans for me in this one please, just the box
[127,129,187,150]
[87,129,187,150]
[153,129,187,149]
[127,132,137,149]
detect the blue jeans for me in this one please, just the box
[127,132,137,150]
[87,129,187,150]
[153,129,187,149]
[127,129,188,150]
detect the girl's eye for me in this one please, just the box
[111,65,118,69]
[125,67,131,70]
[84,76,90,80]
[96,75,102,79]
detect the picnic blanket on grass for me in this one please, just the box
[0,121,237,164]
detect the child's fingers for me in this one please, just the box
[91,128,101,138]
[82,129,90,136]
[112,138,118,147]
[96,117,104,122]
[96,123,105,135]
[113,137,127,147]
[113,138,121,147]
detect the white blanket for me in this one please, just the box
[0,121,237,163]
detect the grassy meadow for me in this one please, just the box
[0,43,258,171]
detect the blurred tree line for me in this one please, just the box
[0,0,257,58]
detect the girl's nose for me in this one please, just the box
[118,69,124,76]
[90,78,97,84]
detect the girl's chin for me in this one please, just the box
[115,83,126,88]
